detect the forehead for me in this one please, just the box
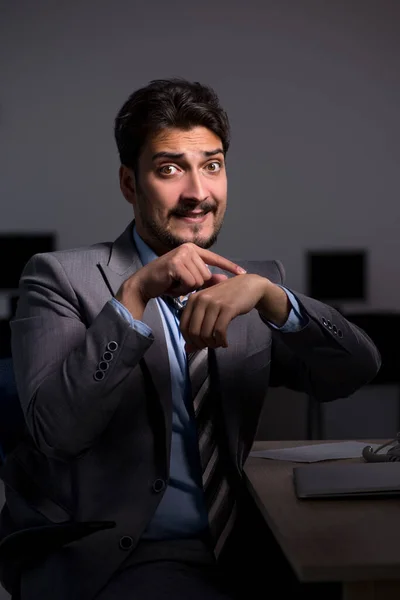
[143,126,223,156]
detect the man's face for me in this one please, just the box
[121,126,227,255]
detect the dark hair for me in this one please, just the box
[114,78,230,173]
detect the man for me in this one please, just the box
[0,78,380,600]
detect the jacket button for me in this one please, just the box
[98,361,109,372]
[102,351,114,362]
[152,478,166,493]
[338,329,343,338]
[119,536,133,550]
[107,341,119,352]
[322,317,328,326]
[332,325,337,334]
[94,370,105,381]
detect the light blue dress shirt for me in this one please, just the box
[109,227,306,539]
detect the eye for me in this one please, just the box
[159,165,178,176]
[206,161,222,172]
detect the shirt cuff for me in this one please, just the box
[109,298,153,338]
[266,286,308,332]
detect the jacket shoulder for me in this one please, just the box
[40,241,113,265]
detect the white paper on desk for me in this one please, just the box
[249,441,383,462]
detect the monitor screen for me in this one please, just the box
[0,319,11,358]
[0,233,55,289]
[306,250,366,302]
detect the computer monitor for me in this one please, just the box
[306,249,367,304]
[0,319,11,359]
[0,233,55,290]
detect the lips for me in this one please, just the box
[180,212,206,218]
[175,211,210,224]
[175,210,210,218]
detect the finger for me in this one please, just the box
[180,296,206,350]
[178,257,209,292]
[185,299,220,350]
[198,303,221,348]
[201,274,228,289]
[212,308,234,348]
[185,260,208,293]
[168,256,212,297]
[195,248,246,276]
[169,264,195,295]
[165,264,201,296]
[181,295,223,350]
[179,294,193,333]
[191,253,213,283]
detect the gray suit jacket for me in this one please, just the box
[0,221,380,599]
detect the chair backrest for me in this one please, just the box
[0,358,25,462]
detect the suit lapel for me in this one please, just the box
[96,221,143,297]
[97,221,172,460]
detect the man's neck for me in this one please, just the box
[134,226,165,257]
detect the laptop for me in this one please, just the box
[293,462,400,499]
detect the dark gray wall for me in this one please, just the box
[0,10,399,598]
[1,0,399,309]
[0,1,399,444]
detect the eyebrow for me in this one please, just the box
[151,148,224,161]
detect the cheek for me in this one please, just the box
[213,176,227,201]
[142,180,177,215]
[215,185,227,210]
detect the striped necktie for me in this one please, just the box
[166,295,238,557]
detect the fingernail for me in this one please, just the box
[238,267,246,274]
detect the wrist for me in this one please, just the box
[115,274,148,321]
[256,280,291,327]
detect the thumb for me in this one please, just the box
[202,274,228,289]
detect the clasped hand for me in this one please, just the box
[180,274,269,351]
[116,242,281,351]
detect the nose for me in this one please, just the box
[182,172,208,203]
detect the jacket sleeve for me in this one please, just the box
[262,261,382,401]
[11,253,154,460]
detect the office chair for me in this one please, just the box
[305,249,368,439]
[0,358,24,463]
[0,320,25,463]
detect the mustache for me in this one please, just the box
[171,201,217,217]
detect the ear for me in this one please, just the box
[119,165,137,207]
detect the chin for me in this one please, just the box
[190,235,217,250]
[171,233,214,250]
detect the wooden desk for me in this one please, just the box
[244,440,400,600]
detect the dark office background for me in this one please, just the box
[1,0,400,540]
[0,1,399,596]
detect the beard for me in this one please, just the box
[134,189,225,252]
